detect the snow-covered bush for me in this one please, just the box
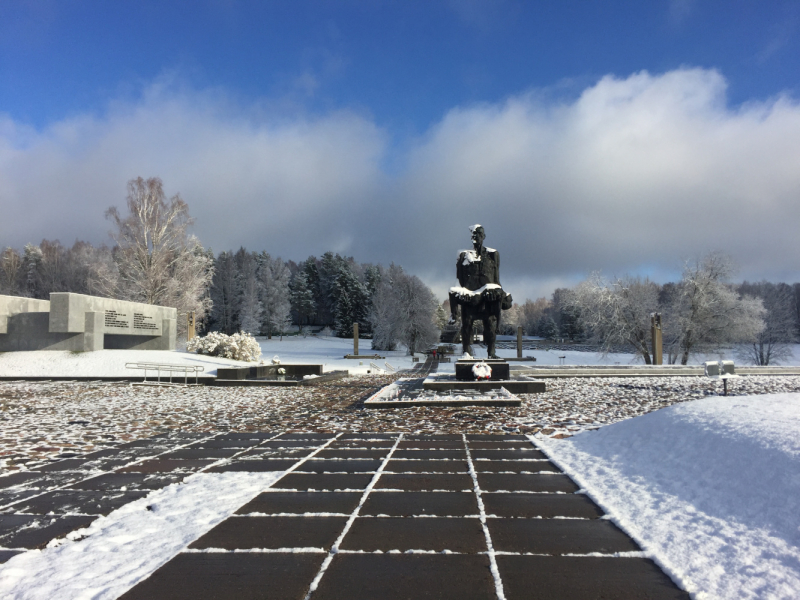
[187,331,262,362]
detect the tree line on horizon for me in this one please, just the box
[502,254,799,366]
[0,177,441,354]
[2,177,797,363]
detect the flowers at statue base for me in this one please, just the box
[472,362,492,381]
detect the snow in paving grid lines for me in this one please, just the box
[0,471,284,599]
[537,393,800,600]
[5,375,800,470]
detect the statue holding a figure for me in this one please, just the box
[449,224,513,359]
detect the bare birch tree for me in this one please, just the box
[0,247,22,295]
[102,177,214,338]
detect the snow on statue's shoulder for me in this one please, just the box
[460,250,480,265]
[485,247,496,253]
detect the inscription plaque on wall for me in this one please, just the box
[134,313,159,331]
[104,310,130,329]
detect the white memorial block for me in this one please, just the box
[0,292,177,352]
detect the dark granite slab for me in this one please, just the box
[496,555,690,599]
[190,516,348,550]
[341,517,485,553]
[236,492,362,516]
[313,554,496,600]
[118,552,325,600]
[360,491,479,517]
[488,519,640,554]
[477,473,579,493]
[483,493,604,519]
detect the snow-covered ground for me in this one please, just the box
[0,336,415,378]
[256,335,419,375]
[537,393,800,600]
[0,471,284,599]
[0,349,253,378]
[3,336,800,379]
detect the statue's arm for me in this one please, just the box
[494,251,501,285]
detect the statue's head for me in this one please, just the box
[470,224,485,248]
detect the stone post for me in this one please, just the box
[651,313,663,365]
[353,322,359,356]
[187,312,195,342]
[82,311,104,352]
[517,326,523,358]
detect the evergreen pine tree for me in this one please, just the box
[290,270,316,335]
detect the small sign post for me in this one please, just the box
[517,326,523,359]
[353,322,359,356]
[187,312,196,342]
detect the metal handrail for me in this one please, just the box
[125,362,205,386]
[384,362,396,372]
[369,361,383,373]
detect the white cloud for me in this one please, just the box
[0,83,386,260]
[382,68,800,293]
[2,68,800,300]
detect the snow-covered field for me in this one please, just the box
[0,336,416,378]
[256,335,419,375]
[538,393,800,600]
[3,335,800,379]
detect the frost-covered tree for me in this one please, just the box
[258,253,291,339]
[571,273,661,363]
[394,271,440,354]
[102,177,214,337]
[665,253,765,365]
[435,303,448,330]
[22,243,44,298]
[369,264,439,354]
[0,247,22,295]
[500,303,523,335]
[370,265,401,351]
[737,281,797,365]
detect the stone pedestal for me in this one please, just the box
[455,359,510,381]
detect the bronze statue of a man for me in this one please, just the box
[449,224,512,358]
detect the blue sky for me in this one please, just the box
[2,1,800,300]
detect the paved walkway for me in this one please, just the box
[0,431,688,599]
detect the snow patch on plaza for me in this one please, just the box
[537,393,800,599]
[0,471,284,599]
[0,349,253,378]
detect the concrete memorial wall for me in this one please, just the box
[0,293,176,352]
